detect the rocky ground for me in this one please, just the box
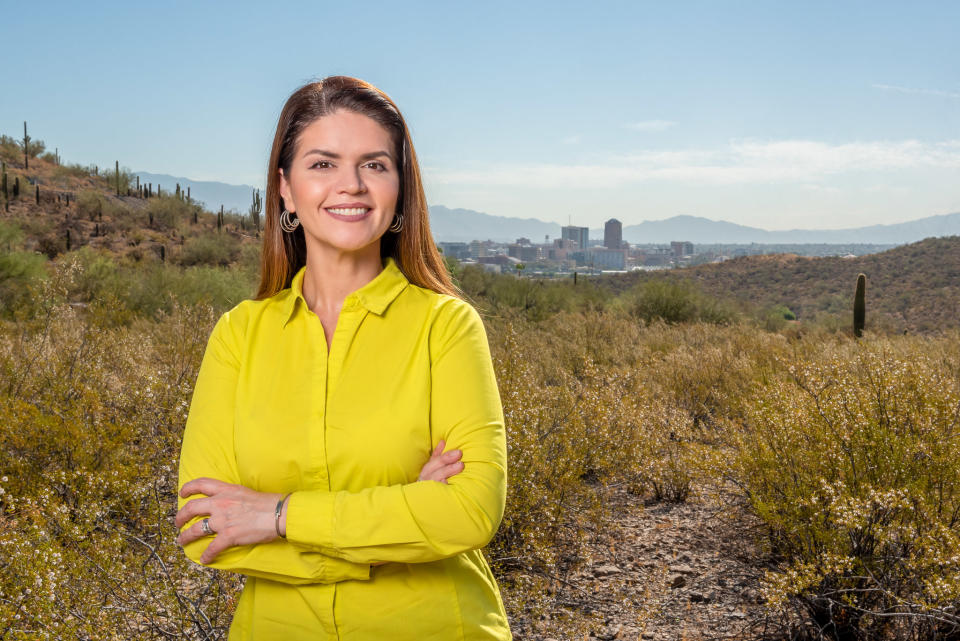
[509,484,790,640]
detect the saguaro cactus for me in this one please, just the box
[853,273,866,338]
[115,161,120,196]
[23,122,30,170]
[250,188,262,231]
[36,184,39,205]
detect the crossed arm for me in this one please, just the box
[175,300,507,582]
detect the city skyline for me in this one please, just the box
[3,1,958,231]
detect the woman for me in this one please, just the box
[175,76,511,640]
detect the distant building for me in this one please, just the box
[604,219,622,249]
[469,240,493,259]
[507,244,541,262]
[437,242,471,260]
[548,238,576,261]
[586,248,627,270]
[670,241,694,258]
[561,225,589,250]
[478,255,520,270]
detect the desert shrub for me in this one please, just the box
[623,278,738,325]
[0,221,48,317]
[458,265,607,321]
[484,310,706,633]
[76,189,107,220]
[52,162,98,180]
[0,134,19,164]
[0,297,240,639]
[731,335,960,639]
[146,195,193,231]
[178,232,240,267]
[117,262,253,318]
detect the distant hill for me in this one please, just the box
[599,236,960,334]
[133,172,260,214]
[614,213,960,244]
[130,172,960,246]
[428,205,562,242]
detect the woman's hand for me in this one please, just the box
[418,439,463,484]
[175,478,282,564]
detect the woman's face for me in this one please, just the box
[279,110,400,258]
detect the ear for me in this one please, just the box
[278,168,295,213]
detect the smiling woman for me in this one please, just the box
[175,76,512,640]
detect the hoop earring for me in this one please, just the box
[279,208,300,233]
[388,213,403,233]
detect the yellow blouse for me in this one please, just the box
[177,256,511,640]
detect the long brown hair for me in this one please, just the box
[255,76,460,301]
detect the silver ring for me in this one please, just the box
[200,518,213,535]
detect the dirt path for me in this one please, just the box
[511,485,780,640]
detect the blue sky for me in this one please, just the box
[3,0,958,230]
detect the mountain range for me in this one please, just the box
[134,172,960,246]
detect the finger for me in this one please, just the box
[440,449,462,462]
[177,518,210,547]
[439,461,465,480]
[180,477,227,499]
[432,440,445,457]
[419,461,442,482]
[200,533,231,564]
[174,497,211,529]
[422,460,464,483]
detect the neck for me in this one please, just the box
[301,243,384,314]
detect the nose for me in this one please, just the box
[337,166,366,194]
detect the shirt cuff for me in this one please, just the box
[286,490,336,551]
[322,553,371,582]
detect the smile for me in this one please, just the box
[325,207,372,221]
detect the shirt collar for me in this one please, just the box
[280,256,409,328]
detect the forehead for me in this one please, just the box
[295,110,395,156]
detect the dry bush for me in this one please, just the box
[0,276,240,639]
[730,333,960,640]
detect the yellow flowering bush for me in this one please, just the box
[732,334,960,639]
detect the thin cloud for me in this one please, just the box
[560,135,582,145]
[427,139,960,189]
[872,83,960,100]
[624,120,677,132]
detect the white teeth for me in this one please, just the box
[328,207,369,216]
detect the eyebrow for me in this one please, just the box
[302,149,393,162]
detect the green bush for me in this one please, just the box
[52,162,99,180]
[146,195,194,231]
[0,221,48,317]
[623,278,737,325]
[178,232,240,267]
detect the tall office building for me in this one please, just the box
[604,218,622,249]
[561,225,589,250]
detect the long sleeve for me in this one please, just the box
[177,309,371,585]
[284,298,508,565]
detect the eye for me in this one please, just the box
[364,161,388,172]
[310,160,333,169]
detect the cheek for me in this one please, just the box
[294,177,330,204]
